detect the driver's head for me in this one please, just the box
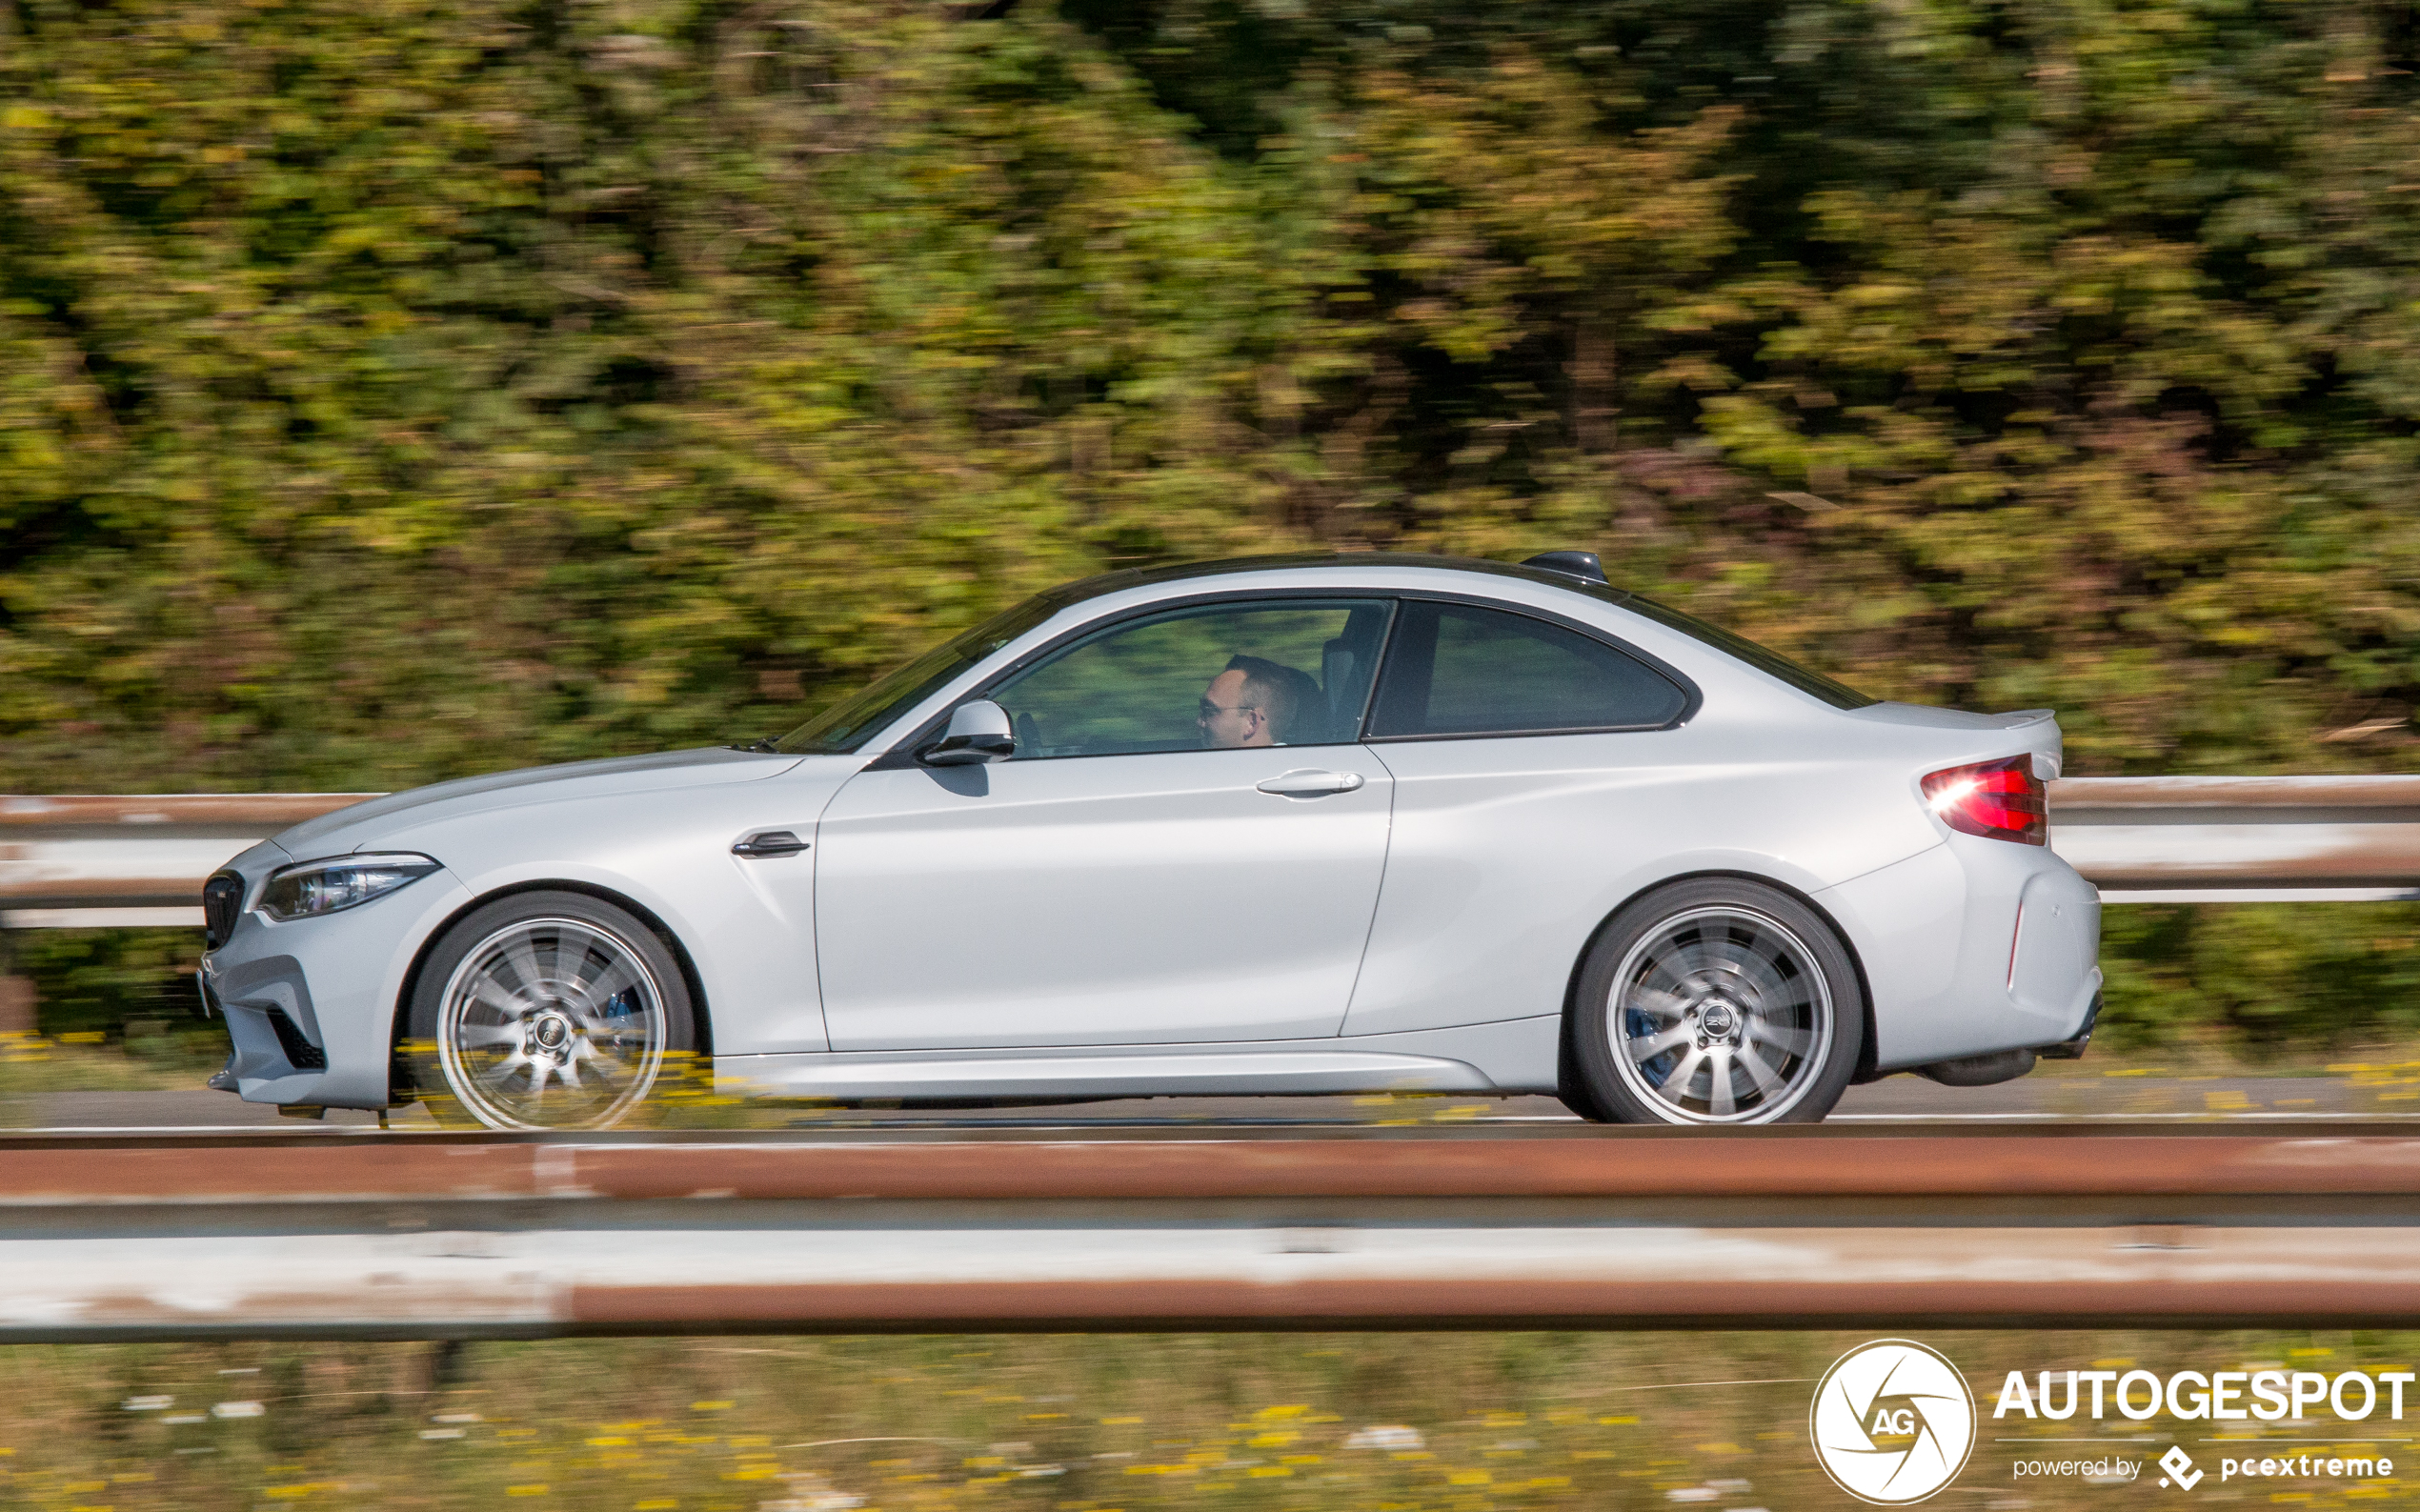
[1198,655,1302,748]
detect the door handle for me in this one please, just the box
[1255,770,1366,797]
[732,830,810,857]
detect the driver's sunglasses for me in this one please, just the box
[1198,699,1260,721]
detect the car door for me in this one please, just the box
[814,597,1398,1051]
[1341,597,1698,1038]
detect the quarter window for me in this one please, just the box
[1367,601,1687,739]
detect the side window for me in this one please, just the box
[991,599,1395,758]
[1367,601,1687,739]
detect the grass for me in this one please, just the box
[2,1331,2416,1511]
[0,1032,222,1098]
[13,1027,2420,1130]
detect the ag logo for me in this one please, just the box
[1810,1339,1976,1504]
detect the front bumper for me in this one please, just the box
[200,863,474,1109]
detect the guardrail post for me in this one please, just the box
[0,926,29,1035]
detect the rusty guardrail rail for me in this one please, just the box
[2,778,2416,925]
[2051,776,2420,903]
[1,1126,2417,1339]
[0,794,378,924]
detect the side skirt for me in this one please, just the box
[715,1016,1563,1104]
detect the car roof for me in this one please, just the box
[1037,552,1630,613]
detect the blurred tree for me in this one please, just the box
[3,0,2414,787]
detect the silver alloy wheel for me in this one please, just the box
[1604,904,1834,1124]
[434,916,668,1129]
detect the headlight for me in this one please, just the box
[259,854,440,922]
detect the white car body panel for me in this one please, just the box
[363,759,859,1057]
[815,745,1396,1050]
[1343,724,1933,1041]
[210,753,864,1061]
[195,554,2105,1118]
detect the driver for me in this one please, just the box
[1198,655,1317,748]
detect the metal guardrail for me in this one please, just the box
[2,777,2416,926]
[2051,776,2420,903]
[0,1127,2416,1339]
[0,794,375,925]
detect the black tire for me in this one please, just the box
[1569,877,1863,1125]
[401,890,696,1130]
[1557,1035,1617,1122]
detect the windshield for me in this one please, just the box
[1617,594,1878,710]
[775,596,1066,755]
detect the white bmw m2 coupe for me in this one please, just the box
[199,552,2102,1128]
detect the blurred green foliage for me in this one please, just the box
[2,927,226,1075]
[3,0,2417,1053]
[5,0,2416,786]
[2098,901,2420,1055]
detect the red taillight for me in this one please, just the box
[1921,755,2047,845]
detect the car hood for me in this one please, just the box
[272,747,802,857]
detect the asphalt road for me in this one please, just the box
[8,1072,2401,1131]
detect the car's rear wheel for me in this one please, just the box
[1568,878,1862,1125]
[403,891,695,1130]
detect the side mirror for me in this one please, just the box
[920,699,1017,766]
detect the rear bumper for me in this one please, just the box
[2034,990,2102,1060]
[1819,836,2103,1071]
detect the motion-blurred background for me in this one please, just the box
[2,0,2417,1061]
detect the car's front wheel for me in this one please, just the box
[1567,878,1863,1125]
[402,891,695,1130]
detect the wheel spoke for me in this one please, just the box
[1641,951,1696,991]
[1626,983,1692,1023]
[1654,1046,1706,1107]
[476,1049,533,1085]
[467,978,526,1019]
[1743,988,1814,1024]
[1732,947,1801,1010]
[501,935,548,996]
[550,927,594,996]
[1625,1022,1691,1061]
[1744,1019,1813,1058]
[1669,936,1724,988]
[1707,1048,1738,1118]
[455,1021,520,1049]
[1734,1038,1785,1098]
